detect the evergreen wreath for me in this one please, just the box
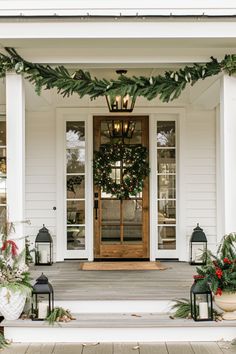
[1,48,236,103]
[93,142,149,199]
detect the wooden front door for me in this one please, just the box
[93,116,149,259]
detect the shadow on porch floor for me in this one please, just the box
[29,261,196,301]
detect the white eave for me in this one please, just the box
[0,0,236,17]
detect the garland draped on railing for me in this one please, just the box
[1,48,236,102]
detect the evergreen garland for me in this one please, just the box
[93,142,149,199]
[1,48,236,102]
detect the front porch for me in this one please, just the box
[30,261,195,301]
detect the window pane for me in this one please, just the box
[124,121,141,145]
[123,200,142,223]
[67,226,85,250]
[0,122,6,146]
[0,177,6,204]
[158,226,176,250]
[67,175,85,199]
[101,225,120,243]
[158,200,176,224]
[102,200,120,222]
[67,201,85,224]
[158,175,176,199]
[67,148,85,173]
[100,120,142,145]
[124,225,142,243]
[100,121,111,144]
[0,206,6,225]
[66,122,85,149]
[110,168,121,184]
[157,121,175,147]
[157,149,175,173]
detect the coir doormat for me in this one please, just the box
[80,261,167,271]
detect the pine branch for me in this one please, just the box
[0,332,10,350]
[46,307,75,325]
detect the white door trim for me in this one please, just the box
[149,110,186,261]
[56,107,186,262]
[56,108,93,261]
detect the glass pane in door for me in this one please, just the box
[157,120,177,251]
[0,118,6,228]
[66,121,86,251]
[123,199,142,243]
[101,200,120,243]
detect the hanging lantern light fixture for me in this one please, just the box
[105,70,136,112]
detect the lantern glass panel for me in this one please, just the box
[32,293,51,320]
[191,292,212,321]
[35,243,52,264]
[191,242,207,263]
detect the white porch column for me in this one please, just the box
[218,75,236,238]
[6,72,25,251]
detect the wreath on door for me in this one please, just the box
[93,142,150,199]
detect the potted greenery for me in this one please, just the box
[196,233,236,320]
[0,223,32,320]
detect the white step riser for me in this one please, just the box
[54,300,174,313]
[5,326,236,343]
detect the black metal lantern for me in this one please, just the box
[190,276,213,321]
[190,223,207,265]
[107,120,135,140]
[35,225,53,265]
[105,70,136,113]
[31,273,54,321]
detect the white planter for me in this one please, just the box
[0,287,26,320]
[214,291,236,320]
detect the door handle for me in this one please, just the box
[94,192,99,220]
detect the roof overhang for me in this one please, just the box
[1,0,236,17]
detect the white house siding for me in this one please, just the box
[185,109,217,253]
[25,111,57,259]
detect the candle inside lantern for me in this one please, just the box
[40,250,48,264]
[199,302,208,319]
[38,302,48,319]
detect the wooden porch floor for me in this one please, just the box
[1,341,234,354]
[30,261,196,300]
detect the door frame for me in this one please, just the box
[56,108,93,260]
[56,107,186,262]
[93,115,149,259]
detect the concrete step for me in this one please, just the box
[3,312,236,342]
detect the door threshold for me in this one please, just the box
[94,258,150,262]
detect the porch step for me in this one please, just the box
[3,313,236,342]
[54,300,173,313]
